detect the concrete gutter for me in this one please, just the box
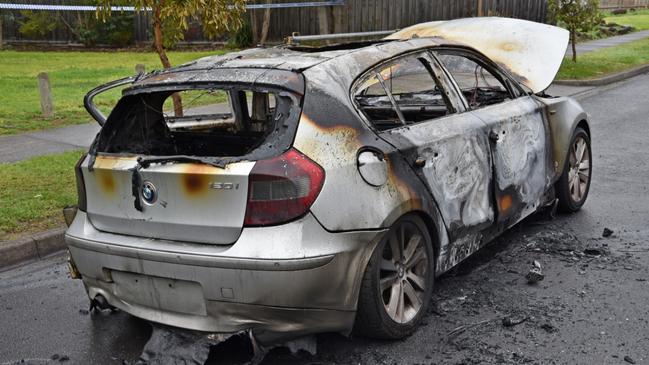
[554,63,649,87]
[0,228,67,269]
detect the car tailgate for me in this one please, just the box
[82,155,254,245]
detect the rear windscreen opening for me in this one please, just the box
[93,86,302,160]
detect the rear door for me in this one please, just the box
[353,51,496,242]
[435,50,552,227]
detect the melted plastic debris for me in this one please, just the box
[133,324,244,365]
[130,324,318,365]
[282,336,317,356]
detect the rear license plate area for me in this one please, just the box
[111,271,207,316]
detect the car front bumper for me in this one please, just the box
[65,211,385,343]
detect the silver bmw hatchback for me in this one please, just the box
[66,18,592,344]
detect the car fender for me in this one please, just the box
[536,95,590,182]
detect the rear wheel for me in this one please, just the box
[354,215,434,339]
[556,127,592,213]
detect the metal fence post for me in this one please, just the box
[37,72,54,118]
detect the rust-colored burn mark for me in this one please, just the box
[295,115,362,159]
[386,157,423,211]
[499,194,513,212]
[95,169,116,195]
[180,163,220,197]
[93,155,138,170]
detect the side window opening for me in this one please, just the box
[354,54,454,131]
[95,87,296,158]
[435,52,515,109]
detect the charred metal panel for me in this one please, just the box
[378,111,495,241]
[128,68,305,96]
[472,97,551,227]
[381,114,494,235]
[386,17,570,93]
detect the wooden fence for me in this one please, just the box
[260,0,548,40]
[599,0,649,8]
[0,0,549,45]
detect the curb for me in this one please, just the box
[555,63,649,87]
[567,71,646,101]
[0,228,67,269]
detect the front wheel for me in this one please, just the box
[556,127,592,213]
[354,215,434,339]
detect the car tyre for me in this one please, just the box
[556,127,592,213]
[354,214,434,339]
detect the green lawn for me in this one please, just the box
[0,50,228,135]
[604,9,649,31]
[557,36,649,80]
[0,150,83,240]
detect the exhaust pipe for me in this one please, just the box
[90,294,116,312]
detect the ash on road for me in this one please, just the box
[2,74,649,365]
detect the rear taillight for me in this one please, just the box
[244,148,325,226]
[75,154,87,212]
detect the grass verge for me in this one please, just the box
[0,50,229,135]
[556,36,649,80]
[0,150,83,240]
[604,9,649,31]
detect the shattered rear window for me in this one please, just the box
[93,85,301,162]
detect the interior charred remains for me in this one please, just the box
[93,86,300,158]
[354,51,517,131]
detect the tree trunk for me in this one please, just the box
[259,1,271,45]
[250,10,260,45]
[152,2,183,116]
[571,28,577,62]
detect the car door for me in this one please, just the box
[434,50,553,228]
[352,51,496,246]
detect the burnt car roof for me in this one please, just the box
[129,38,448,91]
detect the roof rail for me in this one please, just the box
[285,30,397,45]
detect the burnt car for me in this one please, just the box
[65,18,591,343]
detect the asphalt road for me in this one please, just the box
[1,73,649,365]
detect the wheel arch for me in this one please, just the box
[409,210,442,266]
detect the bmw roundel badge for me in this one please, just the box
[141,181,157,205]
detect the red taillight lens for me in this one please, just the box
[244,148,325,226]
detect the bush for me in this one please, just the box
[76,13,135,48]
[18,11,61,39]
[227,19,252,48]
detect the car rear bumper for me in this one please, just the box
[65,211,385,342]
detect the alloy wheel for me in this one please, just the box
[379,222,429,324]
[568,136,591,203]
